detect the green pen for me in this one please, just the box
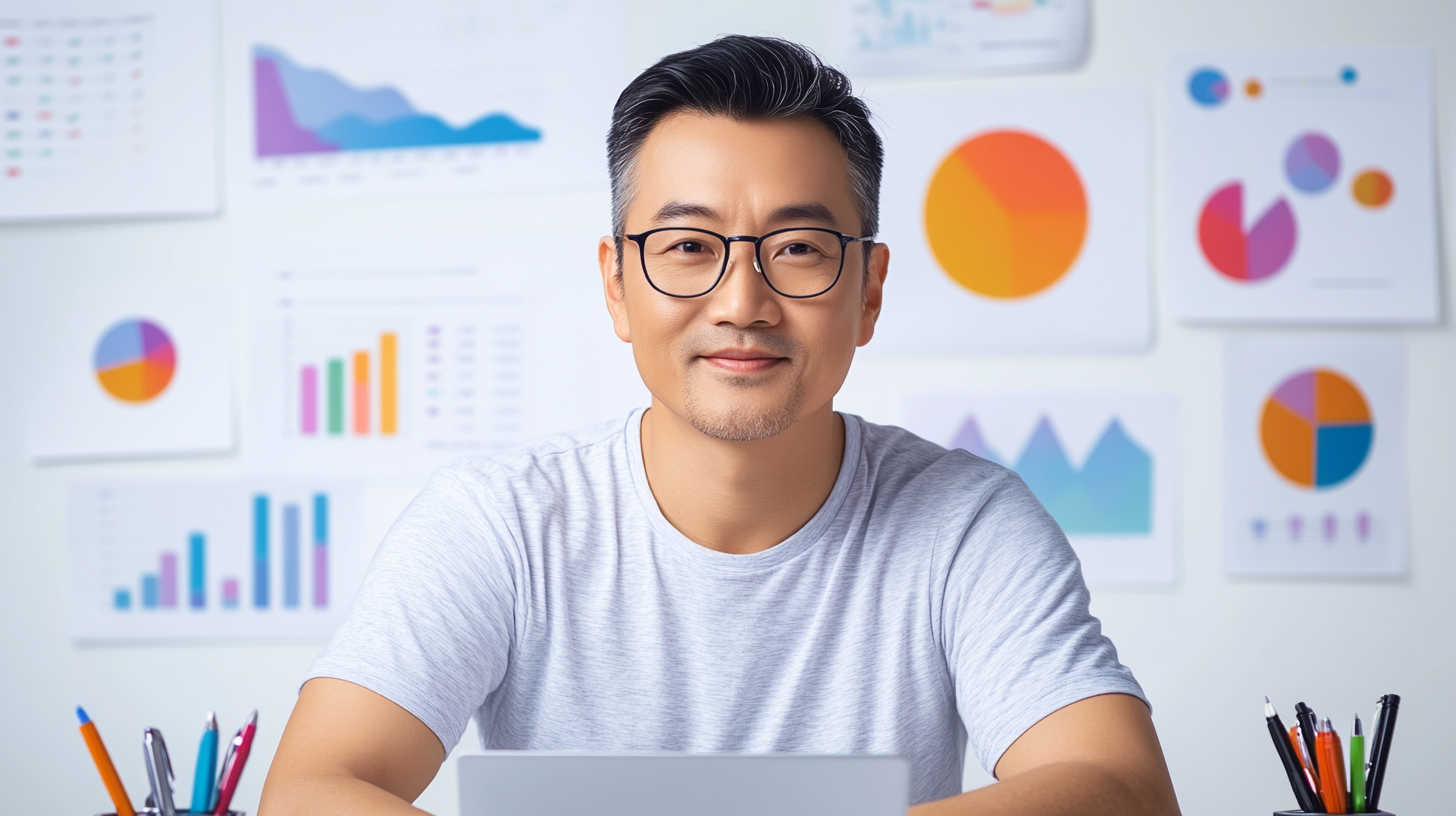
[1351,715,1366,813]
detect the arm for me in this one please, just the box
[911,693,1179,816]
[259,678,447,816]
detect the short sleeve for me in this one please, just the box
[937,467,1146,776]
[304,463,522,752]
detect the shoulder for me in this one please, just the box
[851,413,1024,508]
[449,413,632,490]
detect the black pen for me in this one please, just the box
[1366,693,1400,810]
[1295,701,1321,786]
[1265,698,1325,813]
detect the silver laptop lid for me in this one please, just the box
[459,752,909,816]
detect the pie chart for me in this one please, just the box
[1197,181,1297,282]
[1284,132,1340,194]
[94,318,177,402]
[1260,368,1373,490]
[923,129,1088,299]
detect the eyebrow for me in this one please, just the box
[649,201,842,229]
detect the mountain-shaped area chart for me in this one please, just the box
[253,46,542,158]
[951,415,1153,535]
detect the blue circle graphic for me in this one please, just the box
[1284,132,1341,194]
[1341,66,1358,85]
[1188,68,1230,107]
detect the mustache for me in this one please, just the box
[683,327,800,359]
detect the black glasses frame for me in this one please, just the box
[622,226,874,299]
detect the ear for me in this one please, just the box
[856,242,889,347]
[599,236,633,343]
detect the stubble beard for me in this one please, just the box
[678,331,806,442]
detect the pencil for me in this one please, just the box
[77,706,136,816]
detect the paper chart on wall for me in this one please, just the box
[866,88,1150,355]
[0,0,218,221]
[27,286,235,462]
[224,0,626,203]
[1163,48,1439,324]
[903,392,1177,586]
[829,0,1089,77]
[69,478,363,640]
[246,233,647,477]
[1223,334,1405,578]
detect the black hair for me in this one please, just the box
[606,35,883,241]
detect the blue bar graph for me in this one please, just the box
[283,503,301,609]
[253,494,270,609]
[114,589,132,611]
[188,532,206,610]
[142,575,159,609]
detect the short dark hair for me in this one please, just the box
[606,35,883,240]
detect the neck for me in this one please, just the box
[639,398,846,555]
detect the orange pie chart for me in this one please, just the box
[924,129,1088,299]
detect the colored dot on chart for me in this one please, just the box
[1244,78,1263,98]
[1352,169,1394,208]
[1341,65,1358,84]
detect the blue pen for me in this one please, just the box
[190,712,218,814]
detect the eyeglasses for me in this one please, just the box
[622,227,874,299]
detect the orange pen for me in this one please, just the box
[77,707,136,816]
[1316,717,1349,814]
[1287,725,1320,798]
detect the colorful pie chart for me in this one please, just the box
[1284,132,1340,194]
[1260,368,1373,490]
[1197,181,1297,282]
[94,318,177,402]
[923,129,1088,299]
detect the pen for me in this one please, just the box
[1265,698,1325,813]
[1315,717,1348,814]
[1350,715,1365,813]
[191,712,219,814]
[76,707,136,816]
[1294,722,1321,793]
[1295,701,1321,781]
[214,710,258,816]
[1366,694,1400,811]
[1287,725,1323,811]
[143,727,177,816]
[208,723,236,812]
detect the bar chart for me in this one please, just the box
[69,478,360,639]
[295,331,399,438]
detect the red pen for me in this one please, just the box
[213,710,257,816]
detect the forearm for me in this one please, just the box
[909,760,1180,816]
[258,770,433,816]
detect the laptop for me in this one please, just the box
[459,752,909,816]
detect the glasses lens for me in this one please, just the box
[640,229,726,297]
[760,229,844,297]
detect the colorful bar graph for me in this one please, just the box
[253,494,270,609]
[301,365,318,435]
[283,503,301,609]
[188,532,206,610]
[159,552,178,609]
[312,492,329,608]
[380,332,398,436]
[142,574,159,609]
[114,588,132,611]
[221,578,240,610]
[352,351,370,435]
[327,358,345,435]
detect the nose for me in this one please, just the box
[702,239,782,328]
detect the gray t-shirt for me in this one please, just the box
[307,409,1144,804]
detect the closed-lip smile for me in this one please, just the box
[698,347,787,374]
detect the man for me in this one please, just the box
[260,36,1180,816]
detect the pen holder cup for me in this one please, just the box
[94,811,244,816]
[1275,812,1395,815]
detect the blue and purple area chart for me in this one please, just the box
[253,46,542,158]
[951,415,1152,535]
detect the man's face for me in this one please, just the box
[599,112,888,441]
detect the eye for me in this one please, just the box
[669,240,707,254]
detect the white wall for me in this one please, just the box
[2,1,1453,814]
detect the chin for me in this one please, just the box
[680,382,806,442]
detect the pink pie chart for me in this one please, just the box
[1197,181,1298,282]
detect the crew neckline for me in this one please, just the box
[625,407,863,573]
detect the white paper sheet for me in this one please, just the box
[0,0,218,221]
[903,392,1177,586]
[1163,48,1439,324]
[1223,334,1406,578]
[829,0,1089,77]
[223,0,626,204]
[27,286,235,462]
[69,478,363,640]
[246,234,647,477]
[865,88,1151,355]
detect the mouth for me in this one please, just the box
[697,347,788,374]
